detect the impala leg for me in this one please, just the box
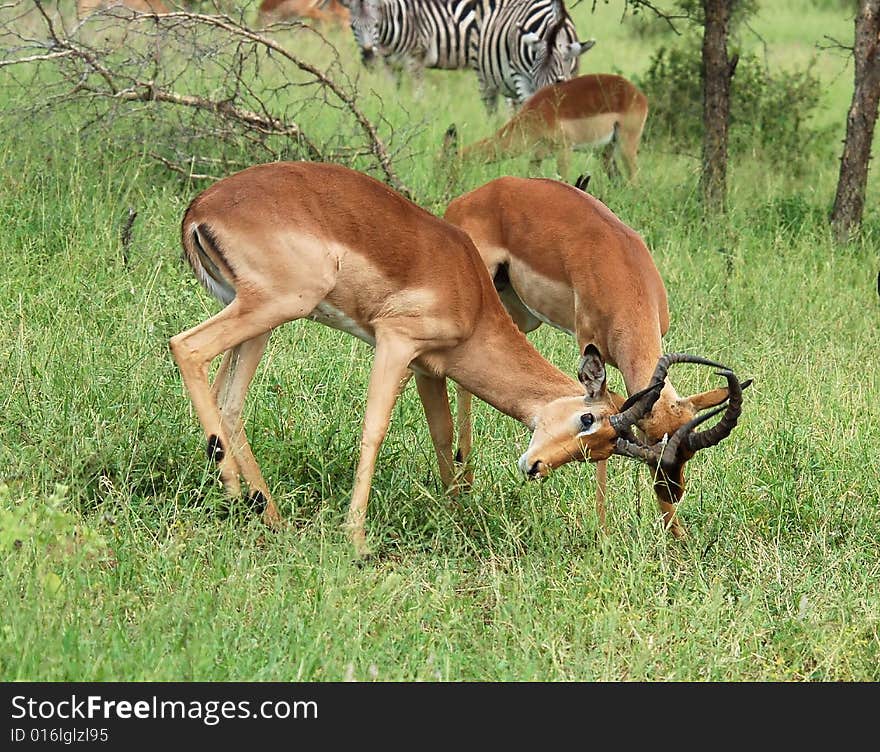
[555,146,573,183]
[595,459,608,534]
[171,292,324,520]
[211,332,280,526]
[454,383,474,487]
[415,375,457,490]
[345,335,417,557]
[602,140,621,182]
[654,466,688,540]
[171,305,265,501]
[617,117,644,183]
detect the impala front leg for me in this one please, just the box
[415,375,457,490]
[454,384,474,487]
[595,459,608,534]
[345,335,419,557]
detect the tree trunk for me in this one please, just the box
[831,0,880,244]
[700,0,736,212]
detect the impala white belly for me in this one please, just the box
[309,301,376,346]
[559,114,618,149]
[520,300,574,336]
[506,263,576,336]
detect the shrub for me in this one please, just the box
[635,38,832,170]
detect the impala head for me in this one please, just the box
[344,0,381,65]
[614,353,749,506]
[518,344,662,478]
[519,347,747,491]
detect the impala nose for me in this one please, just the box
[518,453,546,479]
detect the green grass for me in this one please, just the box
[0,1,878,681]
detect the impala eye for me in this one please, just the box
[580,413,594,429]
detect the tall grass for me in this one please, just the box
[0,1,877,681]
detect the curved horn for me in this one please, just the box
[658,402,727,468]
[609,379,663,434]
[685,369,743,452]
[658,367,742,466]
[614,436,662,463]
[649,353,730,389]
[610,353,728,435]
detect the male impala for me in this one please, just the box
[447,73,648,182]
[258,0,350,26]
[170,162,739,555]
[444,176,746,537]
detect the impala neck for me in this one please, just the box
[446,308,582,429]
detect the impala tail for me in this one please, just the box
[181,221,236,306]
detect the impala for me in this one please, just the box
[171,163,741,554]
[77,0,169,14]
[446,73,648,182]
[444,176,747,537]
[258,0,350,26]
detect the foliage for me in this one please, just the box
[635,37,833,169]
[0,484,115,597]
[625,0,761,39]
[0,0,878,682]
[806,0,860,12]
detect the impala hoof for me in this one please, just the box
[206,434,225,462]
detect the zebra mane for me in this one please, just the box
[545,0,572,50]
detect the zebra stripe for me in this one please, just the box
[474,0,593,111]
[346,0,480,72]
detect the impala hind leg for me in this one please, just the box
[211,332,280,525]
[345,335,419,557]
[602,139,622,182]
[171,292,325,523]
[415,375,457,490]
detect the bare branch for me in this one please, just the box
[0,48,73,67]
[0,1,413,198]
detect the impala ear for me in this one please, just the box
[685,377,752,411]
[578,344,607,400]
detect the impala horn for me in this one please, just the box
[614,366,745,468]
[609,353,729,437]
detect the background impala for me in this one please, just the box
[445,73,647,181]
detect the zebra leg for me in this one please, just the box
[478,80,500,114]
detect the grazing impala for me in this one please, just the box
[77,0,169,14]
[170,162,739,555]
[258,0,351,26]
[444,176,746,537]
[447,73,648,182]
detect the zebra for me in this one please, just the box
[473,0,595,112]
[343,0,480,79]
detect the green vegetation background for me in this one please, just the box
[0,0,877,680]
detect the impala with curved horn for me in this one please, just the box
[170,162,675,556]
[444,177,749,537]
